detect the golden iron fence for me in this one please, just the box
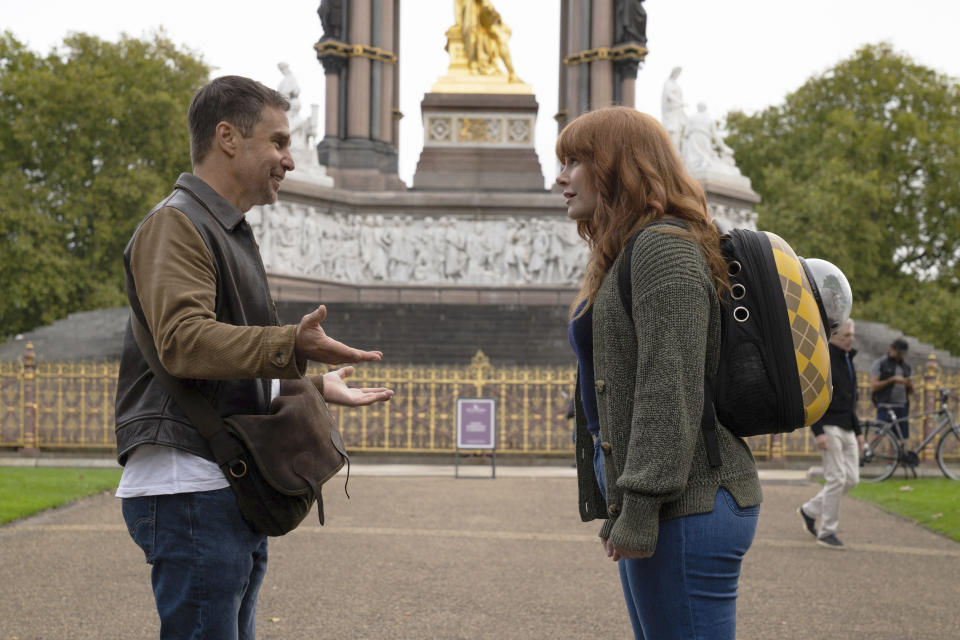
[320,351,578,454]
[1,344,957,464]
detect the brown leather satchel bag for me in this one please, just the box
[130,313,349,536]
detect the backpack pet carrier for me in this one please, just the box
[618,221,835,467]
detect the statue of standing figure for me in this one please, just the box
[317,0,344,41]
[661,66,684,152]
[614,0,647,46]
[455,0,520,82]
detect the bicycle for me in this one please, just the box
[859,389,960,482]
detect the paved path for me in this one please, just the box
[1,466,957,639]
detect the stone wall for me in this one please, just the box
[275,300,575,366]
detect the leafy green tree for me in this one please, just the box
[0,31,209,339]
[726,43,960,352]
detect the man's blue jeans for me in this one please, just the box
[121,488,268,640]
[593,438,759,640]
[877,403,910,439]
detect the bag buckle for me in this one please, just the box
[228,459,248,478]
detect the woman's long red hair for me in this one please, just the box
[556,107,728,318]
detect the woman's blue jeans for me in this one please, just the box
[593,438,759,640]
[121,488,268,640]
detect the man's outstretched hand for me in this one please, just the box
[322,366,394,407]
[295,306,384,364]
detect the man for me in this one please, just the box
[114,76,393,639]
[798,319,863,550]
[869,337,913,439]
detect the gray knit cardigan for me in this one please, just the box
[574,222,763,553]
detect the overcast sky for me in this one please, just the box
[8,1,960,189]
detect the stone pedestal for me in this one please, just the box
[698,172,761,231]
[412,93,545,192]
[317,138,403,191]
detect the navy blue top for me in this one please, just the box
[569,301,600,435]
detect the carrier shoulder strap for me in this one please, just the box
[616,217,723,468]
[617,218,688,324]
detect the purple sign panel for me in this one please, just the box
[457,399,496,449]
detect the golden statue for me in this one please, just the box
[456,0,519,82]
[431,0,531,93]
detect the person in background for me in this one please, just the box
[798,319,863,550]
[559,107,761,640]
[869,337,913,439]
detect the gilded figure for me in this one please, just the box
[454,0,520,82]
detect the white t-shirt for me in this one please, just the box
[116,379,280,498]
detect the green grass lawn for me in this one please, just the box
[0,467,122,525]
[850,477,960,543]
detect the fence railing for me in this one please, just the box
[2,343,958,461]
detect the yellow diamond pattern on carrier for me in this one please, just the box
[766,233,832,426]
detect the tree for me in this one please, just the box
[0,31,209,339]
[726,43,960,352]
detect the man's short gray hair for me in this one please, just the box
[187,75,290,167]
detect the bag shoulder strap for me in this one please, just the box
[127,300,244,465]
[615,217,723,468]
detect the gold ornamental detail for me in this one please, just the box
[563,43,648,67]
[314,40,398,64]
[457,117,501,143]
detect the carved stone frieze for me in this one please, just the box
[248,202,588,286]
[708,202,758,231]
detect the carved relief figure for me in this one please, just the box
[505,218,532,282]
[386,216,416,281]
[527,219,550,282]
[441,217,468,280]
[358,215,388,280]
[546,222,578,283]
[273,204,305,274]
[246,206,268,267]
[301,207,325,275]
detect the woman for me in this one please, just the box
[559,107,762,640]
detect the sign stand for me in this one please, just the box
[455,398,496,479]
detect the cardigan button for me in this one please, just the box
[274,352,286,366]
[600,441,612,455]
[594,379,606,393]
[608,503,621,516]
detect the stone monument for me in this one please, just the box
[243,1,585,365]
[412,0,545,191]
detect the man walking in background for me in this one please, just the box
[798,319,863,550]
